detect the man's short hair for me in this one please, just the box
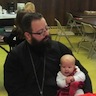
[21,12,43,34]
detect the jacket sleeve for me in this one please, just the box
[73,67,86,82]
[56,72,68,88]
[3,28,17,47]
[4,33,16,47]
[4,51,31,96]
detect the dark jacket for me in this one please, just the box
[3,27,24,47]
[4,40,92,96]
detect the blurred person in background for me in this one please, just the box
[3,2,36,51]
[3,10,27,50]
[24,2,36,13]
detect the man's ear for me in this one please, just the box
[24,32,31,41]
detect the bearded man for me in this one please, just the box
[4,12,92,96]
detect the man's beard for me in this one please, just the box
[30,35,52,52]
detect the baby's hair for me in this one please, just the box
[60,54,76,65]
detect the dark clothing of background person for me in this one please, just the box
[3,10,26,48]
[4,40,92,96]
[3,27,24,47]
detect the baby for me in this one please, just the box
[56,54,86,96]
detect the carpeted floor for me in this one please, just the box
[0,45,9,96]
[0,28,96,95]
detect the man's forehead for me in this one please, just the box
[31,18,47,31]
[31,17,46,25]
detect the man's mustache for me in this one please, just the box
[42,35,51,41]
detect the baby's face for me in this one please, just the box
[60,60,75,76]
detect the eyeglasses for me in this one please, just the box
[31,26,50,36]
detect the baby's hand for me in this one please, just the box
[66,76,74,84]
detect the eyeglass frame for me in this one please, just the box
[31,26,50,36]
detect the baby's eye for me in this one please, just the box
[62,66,65,68]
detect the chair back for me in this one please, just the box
[78,22,96,58]
[81,22,96,41]
[81,22,95,33]
[55,18,76,51]
[55,18,66,36]
[66,12,74,24]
